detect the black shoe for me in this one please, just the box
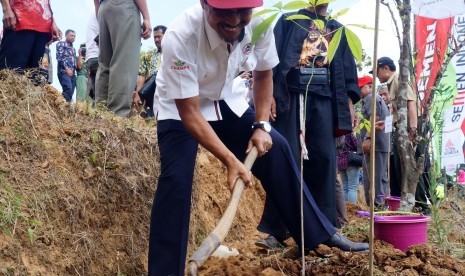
[323,232,369,252]
[255,235,287,250]
[421,208,432,216]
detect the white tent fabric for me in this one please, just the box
[412,0,465,19]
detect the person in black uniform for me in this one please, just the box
[256,2,360,249]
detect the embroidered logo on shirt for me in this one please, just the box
[242,43,252,55]
[171,60,190,70]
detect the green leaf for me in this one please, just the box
[285,14,311,21]
[309,0,335,7]
[282,0,311,11]
[273,2,283,9]
[252,13,279,45]
[331,8,349,19]
[345,27,363,62]
[252,8,276,18]
[2,226,13,238]
[346,24,377,31]
[27,227,35,244]
[313,19,325,30]
[327,28,342,64]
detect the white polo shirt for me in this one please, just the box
[85,14,99,61]
[155,4,279,121]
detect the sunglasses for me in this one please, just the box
[204,0,253,17]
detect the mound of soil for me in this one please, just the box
[1,71,465,275]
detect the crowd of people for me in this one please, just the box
[1,0,431,274]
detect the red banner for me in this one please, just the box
[415,16,454,105]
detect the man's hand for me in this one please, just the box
[132,91,142,110]
[65,67,73,77]
[2,7,16,30]
[225,158,253,191]
[269,98,276,122]
[247,129,272,157]
[348,98,356,128]
[141,19,152,39]
[52,20,62,41]
[375,120,385,131]
[362,139,371,154]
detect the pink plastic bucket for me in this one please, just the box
[374,215,430,252]
[385,196,401,211]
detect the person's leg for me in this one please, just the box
[28,32,51,69]
[71,75,77,100]
[257,197,289,241]
[0,30,36,71]
[339,169,349,201]
[213,102,335,250]
[335,171,349,225]
[257,94,300,241]
[346,166,360,204]
[362,154,371,205]
[414,140,431,212]
[87,58,99,99]
[57,71,74,102]
[95,1,111,104]
[374,152,387,205]
[390,133,402,197]
[148,120,198,276]
[303,94,338,226]
[103,0,141,116]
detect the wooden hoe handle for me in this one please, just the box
[188,147,258,275]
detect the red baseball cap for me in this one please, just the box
[207,0,263,9]
[358,76,373,88]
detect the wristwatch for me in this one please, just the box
[252,121,272,133]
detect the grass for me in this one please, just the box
[0,178,42,244]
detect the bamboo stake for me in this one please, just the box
[370,0,382,275]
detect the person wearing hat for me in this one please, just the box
[93,0,152,116]
[359,76,390,206]
[148,1,368,274]
[256,2,360,250]
[372,56,418,198]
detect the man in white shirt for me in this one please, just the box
[148,1,368,274]
[85,14,99,99]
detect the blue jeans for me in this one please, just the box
[57,71,76,102]
[340,166,359,204]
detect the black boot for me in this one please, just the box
[323,232,368,252]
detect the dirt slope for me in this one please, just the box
[0,72,265,275]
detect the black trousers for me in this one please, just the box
[389,132,402,197]
[86,57,99,99]
[0,30,51,71]
[148,101,335,276]
[258,91,338,238]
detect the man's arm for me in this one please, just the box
[407,100,418,130]
[1,0,16,30]
[132,75,145,109]
[135,75,146,92]
[250,69,274,156]
[93,0,100,16]
[77,53,83,70]
[134,0,151,39]
[56,42,64,68]
[175,97,252,190]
